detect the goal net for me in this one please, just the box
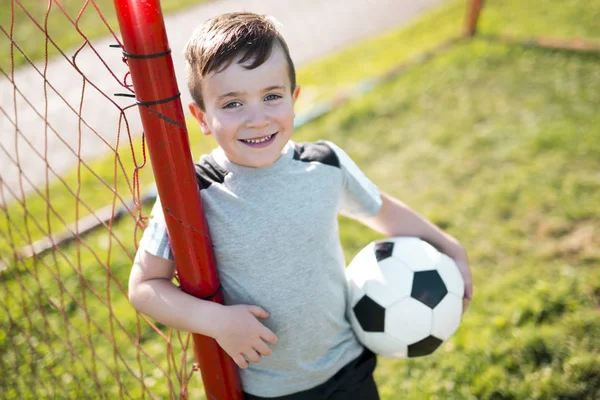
[1,1,204,398]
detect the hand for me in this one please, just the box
[450,247,473,314]
[212,305,278,369]
[438,241,473,314]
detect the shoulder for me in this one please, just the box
[194,154,228,190]
[292,140,341,168]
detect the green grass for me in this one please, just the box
[307,38,600,398]
[0,0,208,72]
[479,0,600,41]
[1,0,600,398]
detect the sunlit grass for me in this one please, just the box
[299,37,599,398]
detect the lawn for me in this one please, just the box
[313,37,600,400]
[1,0,599,398]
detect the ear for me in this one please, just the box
[188,102,212,136]
[292,85,301,105]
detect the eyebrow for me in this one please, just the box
[262,85,286,92]
[216,85,286,102]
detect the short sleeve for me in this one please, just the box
[324,141,382,219]
[138,196,174,261]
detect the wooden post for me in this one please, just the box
[465,0,484,37]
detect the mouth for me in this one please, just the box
[239,133,277,146]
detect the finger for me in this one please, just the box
[248,306,269,319]
[253,340,272,357]
[464,281,473,300]
[462,297,470,314]
[261,328,278,345]
[463,271,473,285]
[234,355,249,369]
[243,349,262,364]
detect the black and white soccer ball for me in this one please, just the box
[346,236,465,359]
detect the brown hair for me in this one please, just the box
[184,12,296,110]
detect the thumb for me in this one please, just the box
[248,305,270,319]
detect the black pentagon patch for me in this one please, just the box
[353,295,385,332]
[374,242,394,261]
[408,335,443,358]
[411,270,447,308]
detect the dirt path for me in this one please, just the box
[0,0,447,203]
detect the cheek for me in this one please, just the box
[210,113,237,135]
[273,104,296,124]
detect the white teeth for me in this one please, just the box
[242,134,273,144]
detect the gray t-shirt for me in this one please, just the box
[138,140,382,397]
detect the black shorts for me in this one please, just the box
[244,349,379,400]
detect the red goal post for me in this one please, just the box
[112,0,242,398]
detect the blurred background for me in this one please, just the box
[1,0,599,398]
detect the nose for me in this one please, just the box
[245,104,270,129]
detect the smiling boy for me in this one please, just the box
[128,12,473,400]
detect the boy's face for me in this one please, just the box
[189,45,300,168]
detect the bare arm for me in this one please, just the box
[128,249,225,336]
[129,250,277,368]
[360,192,473,306]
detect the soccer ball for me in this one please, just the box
[346,236,464,359]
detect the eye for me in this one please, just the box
[223,101,242,109]
[264,94,282,101]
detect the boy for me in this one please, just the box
[128,12,473,400]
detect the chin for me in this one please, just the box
[251,157,278,168]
